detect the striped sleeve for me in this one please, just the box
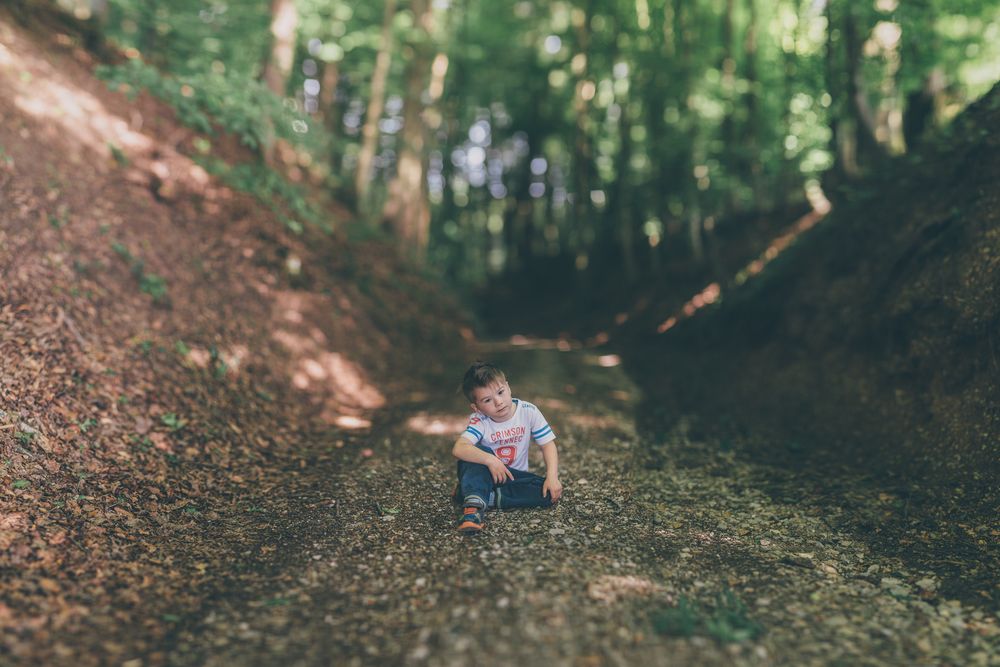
[530,408,556,445]
[460,414,485,443]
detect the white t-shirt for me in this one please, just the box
[460,399,555,471]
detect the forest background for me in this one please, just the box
[62,0,1000,290]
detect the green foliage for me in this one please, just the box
[108,142,129,166]
[103,0,272,79]
[651,589,761,643]
[85,0,1000,289]
[15,430,36,446]
[111,241,169,303]
[208,345,228,380]
[705,589,763,643]
[160,413,187,432]
[651,595,699,638]
[138,273,168,301]
[96,60,318,151]
[48,209,68,229]
[197,157,327,233]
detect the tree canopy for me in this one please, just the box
[78,0,1000,285]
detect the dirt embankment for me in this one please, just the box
[654,84,1000,489]
[614,86,1000,558]
[0,10,467,663]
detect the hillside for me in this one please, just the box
[632,82,1000,486]
[616,83,1000,600]
[0,10,468,662]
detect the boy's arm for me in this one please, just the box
[452,437,513,483]
[540,440,563,502]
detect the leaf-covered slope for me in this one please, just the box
[0,10,467,663]
[647,82,1000,493]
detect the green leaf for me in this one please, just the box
[264,597,291,607]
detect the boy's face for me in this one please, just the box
[470,380,513,422]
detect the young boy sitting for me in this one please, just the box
[451,361,563,535]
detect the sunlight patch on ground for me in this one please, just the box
[583,353,621,367]
[196,344,249,376]
[567,413,623,430]
[405,413,466,435]
[586,575,667,604]
[273,328,386,412]
[536,397,570,411]
[331,415,371,429]
[3,40,151,163]
[489,335,581,352]
[691,529,745,547]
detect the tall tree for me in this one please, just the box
[263,0,298,96]
[355,0,398,207]
[382,0,435,259]
[571,0,596,268]
[742,0,763,206]
[843,3,885,170]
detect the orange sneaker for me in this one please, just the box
[457,506,484,535]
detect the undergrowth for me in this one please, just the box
[195,157,328,234]
[651,589,763,643]
[96,60,337,235]
[95,59,325,153]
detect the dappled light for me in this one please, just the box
[275,328,386,410]
[567,413,624,430]
[3,38,150,162]
[536,397,570,411]
[405,413,467,436]
[594,354,621,368]
[587,575,666,605]
[485,335,581,352]
[331,415,372,429]
[657,186,831,335]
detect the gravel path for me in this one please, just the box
[162,344,999,666]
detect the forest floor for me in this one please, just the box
[72,342,1000,666]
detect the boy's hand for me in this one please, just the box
[543,476,563,503]
[486,457,514,484]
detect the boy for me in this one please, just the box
[451,361,563,535]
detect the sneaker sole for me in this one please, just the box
[457,521,483,535]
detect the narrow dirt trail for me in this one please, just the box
[159,343,997,667]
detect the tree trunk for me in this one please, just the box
[903,68,944,150]
[743,0,763,208]
[720,0,737,214]
[674,0,701,263]
[824,0,849,183]
[262,0,298,97]
[354,0,397,208]
[320,59,342,170]
[382,0,434,261]
[571,0,594,265]
[780,7,799,212]
[843,6,884,170]
[320,60,340,130]
[613,101,637,283]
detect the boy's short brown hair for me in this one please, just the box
[461,361,507,401]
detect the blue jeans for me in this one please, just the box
[457,444,554,510]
